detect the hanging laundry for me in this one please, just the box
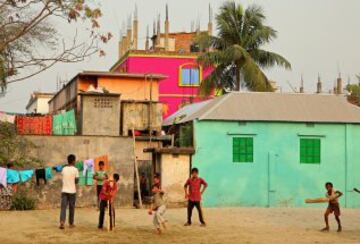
[75,161,84,172]
[79,171,94,186]
[53,165,64,173]
[52,109,77,135]
[0,167,7,187]
[45,167,53,180]
[19,170,34,183]
[76,160,92,186]
[16,115,52,135]
[95,155,110,171]
[83,159,94,177]
[7,169,20,184]
[35,169,46,186]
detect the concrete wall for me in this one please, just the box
[80,94,120,136]
[135,140,161,161]
[161,154,190,205]
[192,120,360,208]
[121,102,162,136]
[24,135,134,208]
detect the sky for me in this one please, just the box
[1,0,360,112]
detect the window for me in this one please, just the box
[300,138,321,164]
[179,64,202,86]
[233,137,253,163]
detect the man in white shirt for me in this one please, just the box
[59,154,79,229]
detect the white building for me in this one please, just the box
[26,92,54,114]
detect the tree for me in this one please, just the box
[197,1,291,94]
[0,122,39,167]
[0,0,112,94]
[346,83,360,106]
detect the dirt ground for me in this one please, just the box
[0,207,360,244]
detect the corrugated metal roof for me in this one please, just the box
[163,92,360,125]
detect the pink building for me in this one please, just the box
[110,4,215,118]
[111,51,213,117]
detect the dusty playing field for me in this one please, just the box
[0,207,360,244]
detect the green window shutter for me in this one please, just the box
[300,138,321,164]
[233,137,254,163]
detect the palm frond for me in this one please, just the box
[241,56,273,91]
[250,49,291,70]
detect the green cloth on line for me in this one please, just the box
[52,109,77,135]
[79,171,94,186]
[75,161,83,171]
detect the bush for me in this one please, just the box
[11,189,37,210]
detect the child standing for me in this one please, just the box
[59,154,79,229]
[98,173,120,230]
[148,174,167,234]
[93,161,108,208]
[322,182,343,232]
[184,168,208,227]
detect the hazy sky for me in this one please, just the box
[1,0,360,112]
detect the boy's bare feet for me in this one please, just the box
[156,228,162,235]
[161,222,167,230]
[337,226,342,232]
[184,222,191,226]
[200,223,207,227]
[321,227,329,232]
[69,224,76,229]
[59,222,65,230]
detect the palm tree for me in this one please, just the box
[197,1,291,94]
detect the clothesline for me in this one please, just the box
[0,155,110,188]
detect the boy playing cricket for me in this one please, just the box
[93,161,108,208]
[148,174,167,234]
[98,173,120,230]
[184,167,208,227]
[322,182,343,232]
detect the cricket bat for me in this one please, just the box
[305,197,329,203]
[107,200,111,231]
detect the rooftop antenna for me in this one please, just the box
[299,74,304,93]
[153,19,156,35]
[196,15,200,34]
[316,73,322,94]
[134,3,138,21]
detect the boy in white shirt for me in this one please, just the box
[59,154,79,229]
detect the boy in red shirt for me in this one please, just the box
[184,168,208,226]
[98,173,120,230]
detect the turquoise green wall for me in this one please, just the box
[192,120,360,208]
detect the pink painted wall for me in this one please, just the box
[115,56,213,117]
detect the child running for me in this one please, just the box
[321,182,343,232]
[98,173,120,230]
[59,154,79,230]
[184,167,208,227]
[93,161,108,208]
[148,174,167,234]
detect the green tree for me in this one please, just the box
[0,0,112,94]
[346,83,360,106]
[0,122,39,167]
[197,1,291,94]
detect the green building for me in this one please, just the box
[163,92,360,208]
